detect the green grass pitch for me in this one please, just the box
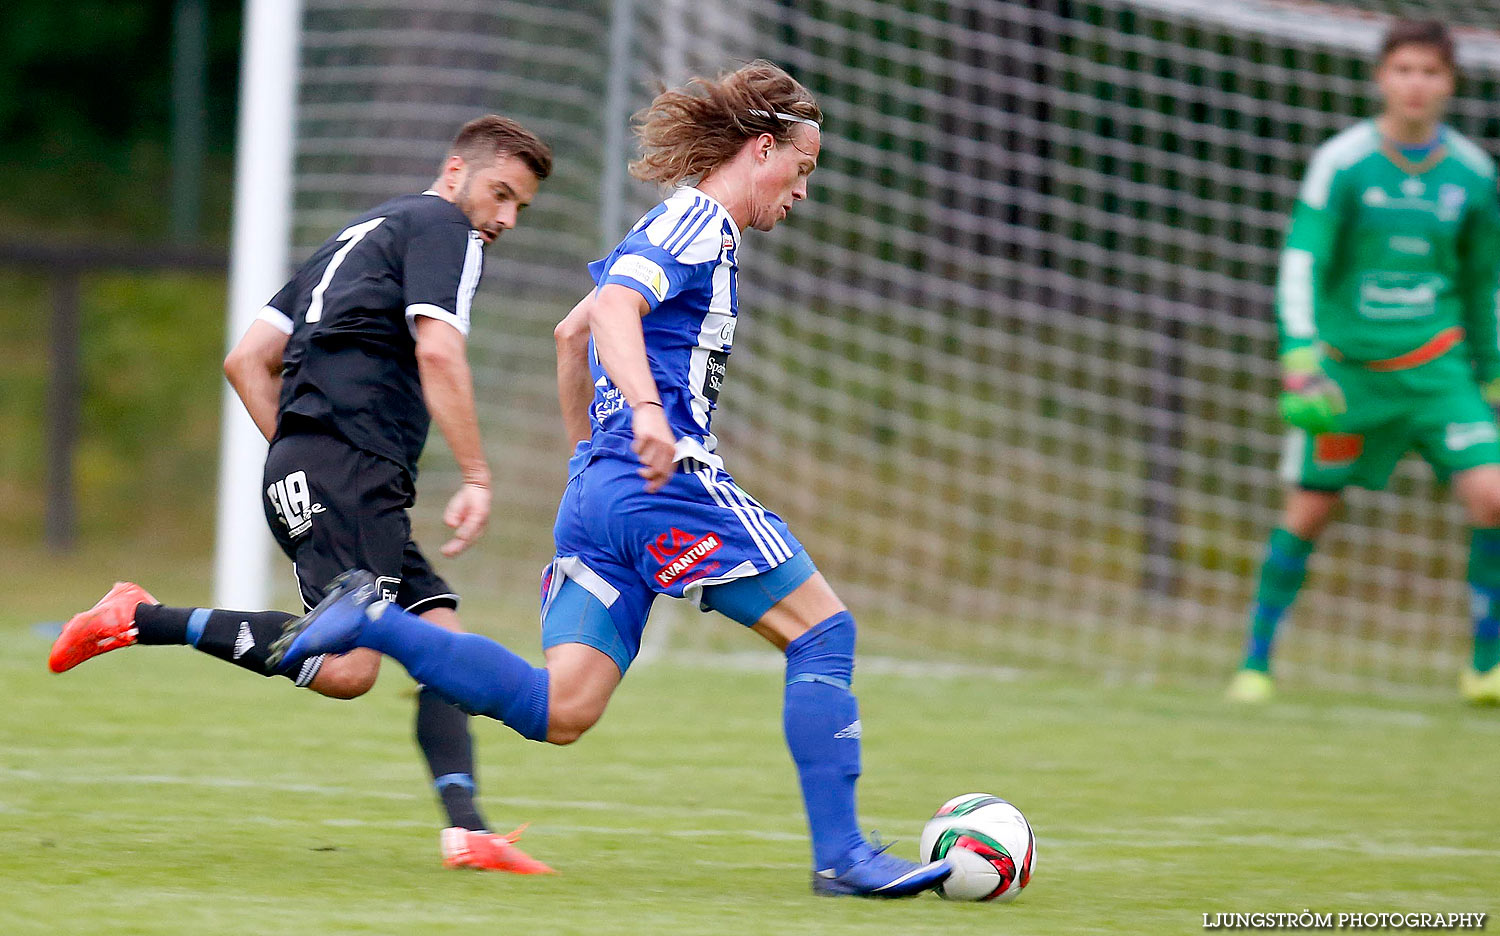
[2,568,1497,934]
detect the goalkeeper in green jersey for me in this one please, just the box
[1229,19,1500,704]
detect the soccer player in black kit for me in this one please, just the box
[49,115,554,873]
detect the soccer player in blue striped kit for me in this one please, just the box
[270,60,951,898]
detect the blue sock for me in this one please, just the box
[360,603,550,742]
[1242,528,1314,673]
[783,611,866,874]
[1469,529,1500,673]
[1471,586,1500,673]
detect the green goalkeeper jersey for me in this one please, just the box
[1277,120,1500,389]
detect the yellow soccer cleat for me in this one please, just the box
[1226,669,1275,703]
[1459,667,1500,705]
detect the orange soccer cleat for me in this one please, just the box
[49,582,157,673]
[441,825,555,874]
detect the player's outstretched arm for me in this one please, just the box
[223,319,290,442]
[554,291,597,447]
[414,315,491,556]
[589,284,676,491]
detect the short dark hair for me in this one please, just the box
[1379,19,1456,70]
[448,115,552,180]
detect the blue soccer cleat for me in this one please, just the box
[811,840,952,898]
[266,569,382,673]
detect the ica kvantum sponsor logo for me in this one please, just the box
[653,532,723,587]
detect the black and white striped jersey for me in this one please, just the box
[256,191,484,476]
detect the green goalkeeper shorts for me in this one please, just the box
[1280,357,1500,491]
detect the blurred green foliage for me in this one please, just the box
[0,0,241,241]
[0,1,239,550]
[0,272,227,545]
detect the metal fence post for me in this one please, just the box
[45,271,81,552]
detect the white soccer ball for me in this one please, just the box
[919,793,1037,902]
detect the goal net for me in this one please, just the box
[286,0,1500,694]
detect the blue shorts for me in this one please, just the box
[540,448,812,673]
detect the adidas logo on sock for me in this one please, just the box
[834,720,862,740]
[233,621,255,660]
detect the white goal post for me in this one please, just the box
[214,0,303,610]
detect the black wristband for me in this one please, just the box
[635,400,664,409]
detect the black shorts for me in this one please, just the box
[262,429,458,615]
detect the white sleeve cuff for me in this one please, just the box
[256,306,294,335]
[406,303,470,338]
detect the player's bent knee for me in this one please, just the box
[1470,490,1500,528]
[541,662,615,745]
[783,610,856,689]
[1458,469,1500,527]
[1283,488,1339,541]
[545,721,589,745]
[310,675,372,700]
[308,648,381,699]
[546,698,603,745]
[1472,504,1500,529]
[419,606,463,632]
[539,610,625,744]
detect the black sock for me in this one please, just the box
[194,609,298,677]
[135,604,192,645]
[137,605,299,679]
[416,687,487,831]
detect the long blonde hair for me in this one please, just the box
[630,60,821,187]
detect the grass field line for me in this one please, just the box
[660,649,1025,682]
[0,767,788,819]
[661,652,1500,732]
[318,814,811,846]
[271,812,1500,859]
[290,816,1500,859]
[1255,701,1500,733]
[6,767,1498,861]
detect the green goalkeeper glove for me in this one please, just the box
[1278,347,1345,434]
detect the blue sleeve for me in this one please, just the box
[589,232,702,312]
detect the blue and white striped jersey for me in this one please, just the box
[586,186,740,467]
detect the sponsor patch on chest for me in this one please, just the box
[1447,421,1498,452]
